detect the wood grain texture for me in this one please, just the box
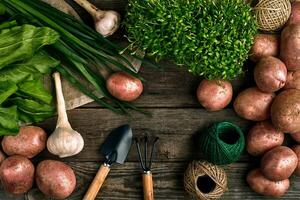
[81,62,254,108]
[25,162,300,200]
[36,108,253,162]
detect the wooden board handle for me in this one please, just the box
[83,164,110,200]
[142,172,154,200]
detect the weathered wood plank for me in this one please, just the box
[24,162,300,200]
[37,108,253,162]
[81,62,253,108]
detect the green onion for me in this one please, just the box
[1,0,158,114]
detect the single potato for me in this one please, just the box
[247,168,289,197]
[106,72,143,102]
[271,89,300,133]
[36,160,76,199]
[2,126,47,158]
[249,34,280,62]
[254,56,287,92]
[0,155,34,194]
[280,24,300,70]
[246,121,284,156]
[234,87,275,121]
[261,146,298,181]
[196,79,233,111]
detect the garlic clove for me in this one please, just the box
[94,11,120,37]
[47,126,84,158]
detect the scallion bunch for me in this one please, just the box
[1,0,155,114]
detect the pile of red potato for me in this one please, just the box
[0,126,76,199]
[197,2,300,197]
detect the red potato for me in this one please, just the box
[36,160,76,199]
[292,145,300,176]
[287,2,300,26]
[249,34,280,62]
[254,57,287,92]
[284,70,300,90]
[233,87,275,121]
[106,72,143,102]
[246,121,284,156]
[291,132,300,143]
[196,80,233,111]
[280,24,300,70]
[0,155,34,194]
[271,89,300,133]
[2,126,47,158]
[247,168,290,197]
[261,146,298,181]
[0,150,6,164]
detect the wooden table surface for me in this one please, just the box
[1,0,300,199]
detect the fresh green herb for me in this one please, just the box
[125,0,257,80]
[0,81,17,104]
[0,106,19,135]
[0,51,59,83]
[0,24,59,69]
[0,23,58,135]
[16,79,53,105]
[1,0,158,115]
[7,97,55,123]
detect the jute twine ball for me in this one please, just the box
[254,0,291,32]
[184,160,228,200]
[198,121,245,165]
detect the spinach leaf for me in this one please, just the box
[16,79,53,104]
[0,24,59,69]
[0,106,19,135]
[8,97,55,123]
[0,81,17,104]
[0,51,58,83]
[0,20,17,30]
[0,4,5,15]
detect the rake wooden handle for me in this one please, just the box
[83,164,110,200]
[142,172,154,200]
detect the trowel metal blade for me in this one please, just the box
[100,124,133,165]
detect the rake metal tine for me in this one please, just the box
[135,137,146,171]
[144,136,148,171]
[148,137,159,170]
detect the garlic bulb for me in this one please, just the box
[47,72,84,158]
[73,0,120,37]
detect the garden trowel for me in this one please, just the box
[83,124,133,200]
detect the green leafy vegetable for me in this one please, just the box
[1,0,158,115]
[0,4,5,15]
[0,20,17,30]
[0,106,19,135]
[8,97,55,123]
[0,81,17,104]
[17,79,53,104]
[125,0,257,80]
[0,24,59,69]
[0,51,59,83]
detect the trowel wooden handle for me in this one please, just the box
[142,172,154,200]
[83,164,110,200]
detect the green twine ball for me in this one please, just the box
[198,121,245,165]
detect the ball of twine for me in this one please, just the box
[184,160,228,200]
[198,121,245,165]
[254,0,291,31]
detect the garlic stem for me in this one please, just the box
[48,72,84,158]
[73,0,103,17]
[73,0,120,37]
[53,72,71,129]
